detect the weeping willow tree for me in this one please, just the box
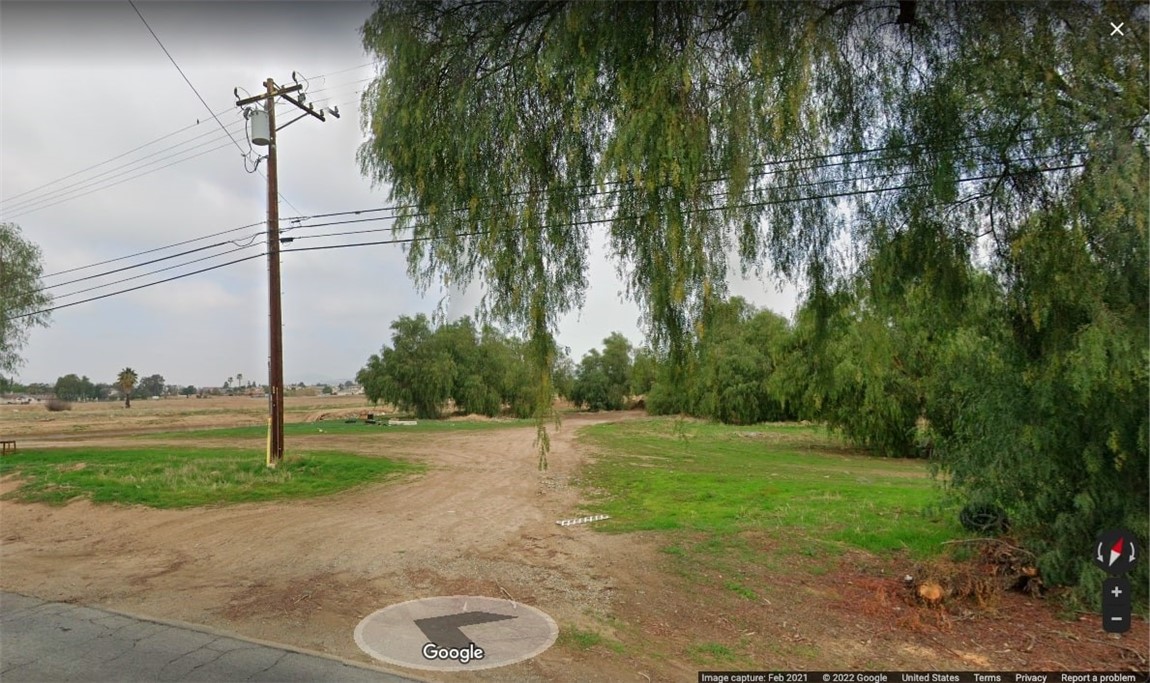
[358,1,1147,600]
[357,1,1144,408]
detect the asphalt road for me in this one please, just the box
[0,592,423,682]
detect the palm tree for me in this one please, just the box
[117,367,138,408]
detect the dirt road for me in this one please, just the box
[0,413,668,682]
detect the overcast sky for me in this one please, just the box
[2,1,798,388]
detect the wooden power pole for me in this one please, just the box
[264,78,285,469]
[235,75,338,467]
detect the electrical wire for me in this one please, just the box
[0,69,361,210]
[308,62,373,80]
[130,1,310,219]
[1,120,248,218]
[51,242,264,300]
[15,252,269,318]
[2,86,361,221]
[279,162,1086,252]
[6,158,1089,323]
[299,76,371,102]
[6,90,364,220]
[2,140,238,221]
[42,219,266,278]
[275,133,1089,231]
[36,239,254,292]
[128,1,249,162]
[1,21,368,220]
[28,141,922,284]
[34,136,1087,289]
[0,106,234,206]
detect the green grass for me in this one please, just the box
[558,626,604,650]
[137,418,534,440]
[577,418,958,559]
[686,642,739,665]
[0,446,421,508]
[724,579,759,600]
[557,626,625,653]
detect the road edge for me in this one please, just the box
[1,590,430,682]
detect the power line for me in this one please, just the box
[34,137,1087,290]
[51,242,264,300]
[32,143,902,287]
[42,219,265,278]
[275,127,1095,229]
[4,90,364,220]
[88,1,301,220]
[30,118,1099,277]
[129,0,308,219]
[14,223,473,321]
[1,120,247,218]
[129,1,249,162]
[15,252,269,319]
[36,238,256,292]
[275,141,1087,238]
[279,162,1086,254]
[302,62,373,81]
[2,140,238,221]
[7,159,1089,323]
[0,106,235,206]
[0,68,366,210]
[299,76,371,102]
[1,88,358,221]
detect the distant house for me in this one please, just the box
[1,394,38,405]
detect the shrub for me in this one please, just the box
[45,398,72,412]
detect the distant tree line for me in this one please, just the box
[1,373,328,402]
[2,373,200,403]
[42,372,171,402]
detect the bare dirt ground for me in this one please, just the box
[1,399,1147,681]
[0,395,375,441]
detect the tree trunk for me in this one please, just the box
[125,394,131,409]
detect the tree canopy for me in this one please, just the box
[359,0,1145,365]
[356,314,539,419]
[0,222,52,375]
[570,332,634,411]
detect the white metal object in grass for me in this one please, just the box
[388,419,418,426]
[555,514,610,527]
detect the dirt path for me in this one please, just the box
[1,412,1146,680]
[0,413,661,682]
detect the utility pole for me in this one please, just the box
[235,75,339,468]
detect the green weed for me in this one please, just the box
[0,447,420,508]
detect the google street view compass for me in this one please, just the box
[1093,528,1139,575]
[354,595,558,671]
[1093,528,1140,634]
